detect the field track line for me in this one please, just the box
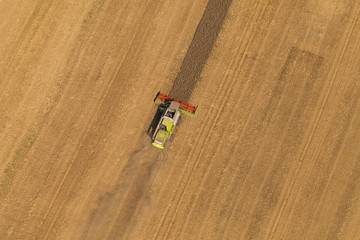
[304,20,360,239]
[219,1,299,237]
[263,0,326,235]
[269,3,360,238]
[241,50,323,239]
[178,0,293,237]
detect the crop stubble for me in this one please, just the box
[0,0,360,239]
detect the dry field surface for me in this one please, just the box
[1,0,360,239]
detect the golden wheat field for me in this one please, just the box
[1,0,360,239]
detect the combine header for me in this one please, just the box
[151,92,197,149]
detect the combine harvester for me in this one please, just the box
[152,92,197,149]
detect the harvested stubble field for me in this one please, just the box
[1,0,360,239]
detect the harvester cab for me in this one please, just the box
[151,92,197,149]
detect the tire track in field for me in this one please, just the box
[174,0,289,237]
[169,0,232,102]
[242,49,324,240]
[270,4,360,238]
[188,1,299,237]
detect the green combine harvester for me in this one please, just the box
[151,92,197,149]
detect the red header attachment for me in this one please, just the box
[154,91,197,117]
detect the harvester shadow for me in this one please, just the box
[146,107,163,138]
